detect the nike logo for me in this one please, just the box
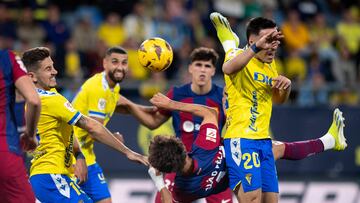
[221,199,231,203]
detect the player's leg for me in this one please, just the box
[272,108,347,160]
[154,173,176,203]
[224,138,262,203]
[30,174,93,203]
[0,152,35,203]
[210,12,239,53]
[261,139,278,203]
[205,187,233,203]
[79,163,111,203]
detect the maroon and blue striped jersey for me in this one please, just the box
[162,83,225,152]
[173,123,228,200]
[0,50,27,155]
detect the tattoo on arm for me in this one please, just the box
[75,116,88,129]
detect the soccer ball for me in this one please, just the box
[138,37,173,72]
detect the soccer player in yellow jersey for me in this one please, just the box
[21,47,148,203]
[210,13,293,203]
[71,46,135,203]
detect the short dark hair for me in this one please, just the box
[105,46,127,57]
[189,47,219,66]
[246,17,277,42]
[148,136,186,173]
[22,47,51,72]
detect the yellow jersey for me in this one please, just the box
[72,72,120,165]
[30,88,82,176]
[224,48,278,139]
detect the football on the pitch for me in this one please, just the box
[138,37,173,72]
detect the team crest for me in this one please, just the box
[98,98,106,110]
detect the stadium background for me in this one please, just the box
[1,0,359,202]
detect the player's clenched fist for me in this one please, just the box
[272,75,291,90]
[150,93,171,109]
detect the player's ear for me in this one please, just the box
[27,72,37,83]
[188,63,193,74]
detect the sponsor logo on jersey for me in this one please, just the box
[64,101,76,112]
[254,72,272,86]
[206,128,217,142]
[183,121,194,132]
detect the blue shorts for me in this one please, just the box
[224,138,278,193]
[30,174,92,203]
[79,163,111,202]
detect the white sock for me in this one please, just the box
[222,40,237,53]
[319,133,335,151]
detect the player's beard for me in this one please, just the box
[109,69,126,84]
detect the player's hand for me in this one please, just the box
[74,157,88,185]
[150,93,171,109]
[255,30,283,51]
[126,151,149,166]
[148,167,163,179]
[272,75,291,90]
[20,132,38,152]
[148,167,166,191]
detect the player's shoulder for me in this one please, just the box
[169,83,191,97]
[212,84,224,94]
[81,72,104,90]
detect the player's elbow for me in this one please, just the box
[202,107,218,121]
[222,63,233,75]
[26,95,41,108]
[85,118,103,139]
[222,62,244,75]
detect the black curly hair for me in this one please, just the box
[148,135,187,173]
[189,47,219,67]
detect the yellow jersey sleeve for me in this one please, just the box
[224,49,278,140]
[30,90,81,176]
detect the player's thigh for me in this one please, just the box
[260,141,278,194]
[262,192,278,203]
[30,174,92,203]
[224,138,262,192]
[0,152,35,203]
[155,173,176,203]
[234,184,261,203]
[80,163,111,202]
[205,187,233,203]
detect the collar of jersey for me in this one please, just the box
[36,88,56,96]
[101,71,119,92]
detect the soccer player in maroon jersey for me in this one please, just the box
[0,49,41,203]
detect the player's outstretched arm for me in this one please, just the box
[223,30,283,75]
[15,75,41,151]
[116,95,170,130]
[148,167,172,203]
[150,93,218,127]
[75,115,149,166]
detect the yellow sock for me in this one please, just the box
[210,12,239,52]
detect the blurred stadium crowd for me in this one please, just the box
[0,0,359,107]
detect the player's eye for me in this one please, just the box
[111,60,119,65]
